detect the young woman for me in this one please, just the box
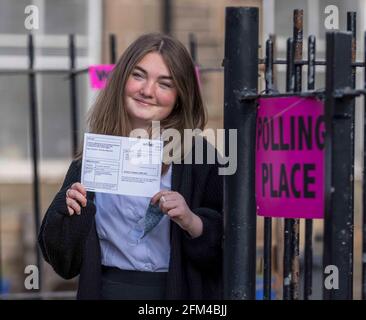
[38,33,223,300]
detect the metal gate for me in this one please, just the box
[223,6,366,300]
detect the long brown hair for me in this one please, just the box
[80,33,206,174]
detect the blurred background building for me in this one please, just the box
[0,0,364,299]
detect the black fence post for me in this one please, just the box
[347,12,356,89]
[68,34,79,157]
[28,34,42,292]
[263,35,274,300]
[109,34,117,64]
[291,9,303,300]
[162,0,172,35]
[304,34,316,300]
[323,31,354,300]
[189,33,197,64]
[283,37,295,300]
[223,6,258,300]
[346,14,356,297]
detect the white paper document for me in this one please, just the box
[81,133,163,197]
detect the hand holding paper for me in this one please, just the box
[81,133,163,197]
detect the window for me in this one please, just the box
[0,0,101,172]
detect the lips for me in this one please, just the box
[133,98,155,106]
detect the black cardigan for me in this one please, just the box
[38,139,223,299]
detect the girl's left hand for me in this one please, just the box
[151,190,202,237]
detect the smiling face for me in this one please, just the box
[124,52,178,130]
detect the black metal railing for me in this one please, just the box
[223,6,366,300]
[0,33,116,296]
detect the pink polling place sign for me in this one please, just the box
[255,97,325,219]
[89,64,115,89]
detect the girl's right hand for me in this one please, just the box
[66,182,87,216]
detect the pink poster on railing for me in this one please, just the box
[255,96,325,219]
[89,64,115,89]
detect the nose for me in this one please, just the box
[140,80,154,98]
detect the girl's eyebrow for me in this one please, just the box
[134,66,173,80]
